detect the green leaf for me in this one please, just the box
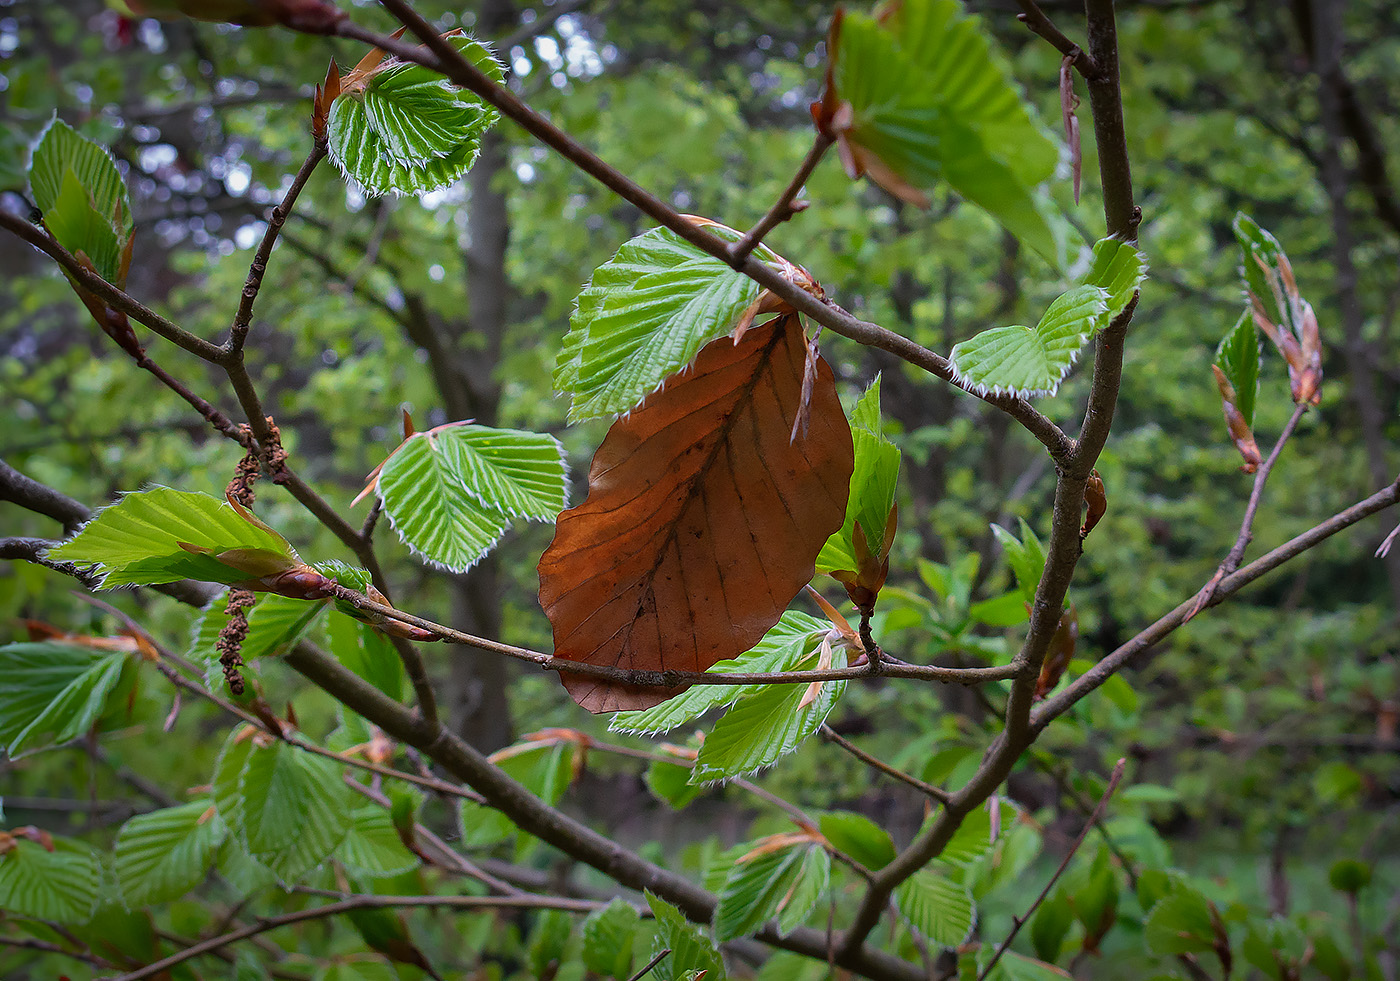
[581,899,641,980]
[646,892,726,981]
[939,802,998,866]
[459,739,578,848]
[894,865,976,947]
[1215,310,1260,427]
[556,224,779,421]
[818,810,896,870]
[949,285,1109,398]
[1030,891,1073,964]
[28,116,133,284]
[645,757,705,809]
[967,591,1028,627]
[375,423,565,572]
[610,611,829,735]
[328,34,503,196]
[714,840,807,941]
[234,950,273,981]
[1082,238,1147,331]
[828,1,1065,266]
[1143,889,1216,957]
[527,909,574,977]
[0,835,99,923]
[1328,859,1372,894]
[326,611,406,702]
[776,845,830,936]
[336,807,420,878]
[48,487,299,588]
[818,377,901,575]
[690,642,847,783]
[234,740,354,881]
[991,517,1047,601]
[114,800,225,906]
[0,642,128,758]
[1233,212,1292,330]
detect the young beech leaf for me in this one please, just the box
[893,864,976,948]
[0,641,129,758]
[1215,310,1261,429]
[369,422,567,573]
[0,834,100,924]
[114,800,225,907]
[690,641,848,783]
[47,487,300,588]
[816,0,1065,267]
[1233,213,1321,405]
[556,223,781,422]
[1082,238,1147,331]
[949,285,1109,398]
[327,32,502,196]
[539,315,854,713]
[29,116,134,287]
[817,376,900,612]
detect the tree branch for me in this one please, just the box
[334,585,1018,687]
[1013,0,1098,76]
[0,210,225,363]
[729,133,832,264]
[1034,475,1400,731]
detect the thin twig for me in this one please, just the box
[978,759,1126,980]
[627,947,672,981]
[0,210,225,362]
[1186,400,1310,619]
[0,935,113,969]
[820,724,951,803]
[730,133,832,264]
[334,584,1016,687]
[227,142,327,355]
[100,893,616,981]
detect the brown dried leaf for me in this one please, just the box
[538,315,854,712]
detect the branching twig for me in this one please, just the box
[730,133,832,265]
[0,210,225,362]
[227,142,327,355]
[1186,400,1310,620]
[323,8,1075,463]
[334,584,1016,687]
[977,759,1126,980]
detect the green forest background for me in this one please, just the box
[1,0,1398,978]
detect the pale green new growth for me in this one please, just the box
[115,801,226,907]
[894,865,976,947]
[374,423,566,573]
[832,0,1066,266]
[949,284,1109,398]
[0,835,99,923]
[29,116,133,285]
[1216,310,1261,427]
[47,487,299,588]
[817,376,900,575]
[328,35,503,196]
[556,225,779,421]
